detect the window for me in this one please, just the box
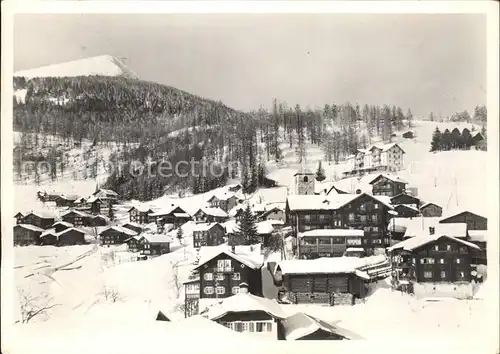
[456,258,461,264]
[424,271,433,279]
[232,273,241,280]
[303,176,309,182]
[360,215,367,223]
[371,214,378,222]
[446,244,451,251]
[232,286,240,294]
[373,239,382,244]
[440,271,447,279]
[304,225,312,231]
[359,204,366,212]
[248,322,255,332]
[374,203,379,209]
[203,286,214,294]
[216,286,225,295]
[305,215,311,222]
[412,258,416,264]
[457,271,465,279]
[459,247,467,253]
[372,226,379,232]
[216,274,225,281]
[439,258,445,264]
[349,213,355,222]
[204,273,213,281]
[428,258,435,264]
[434,245,439,251]
[266,323,272,332]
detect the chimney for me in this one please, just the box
[429,226,435,235]
[231,245,235,253]
[239,282,249,294]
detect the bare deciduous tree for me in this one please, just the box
[18,289,59,324]
[101,286,121,303]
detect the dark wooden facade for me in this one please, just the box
[389,236,477,286]
[195,253,263,299]
[90,215,108,227]
[126,237,143,253]
[141,241,170,256]
[19,213,55,229]
[193,223,226,248]
[58,229,86,246]
[439,211,487,230]
[122,223,144,234]
[14,213,24,224]
[40,233,58,246]
[128,207,153,224]
[62,211,92,227]
[193,209,228,224]
[299,234,363,259]
[53,222,72,233]
[370,176,407,197]
[390,193,421,207]
[286,194,392,255]
[207,195,240,213]
[420,203,443,217]
[14,225,42,245]
[402,131,414,139]
[393,204,420,218]
[215,310,279,335]
[99,228,134,245]
[55,196,78,207]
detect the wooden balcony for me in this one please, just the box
[299,244,347,256]
[214,267,234,273]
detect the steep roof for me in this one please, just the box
[197,207,228,218]
[40,228,58,238]
[420,202,443,210]
[100,225,138,236]
[394,204,421,213]
[281,312,363,340]
[368,173,408,185]
[298,229,364,238]
[24,211,55,220]
[142,233,171,243]
[93,188,119,197]
[128,205,154,213]
[200,293,286,321]
[15,224,45,232]
[56,227,87,237]
[61,210,94,218]
[388,234,480,252]
[439,210,487,223]
[256,220,274,235]
[404,222,468,239]
[51,221,74,228]
[194,248,264,271]
[287,193,393,212]
[149,204,186,217]
[193,222,223,232]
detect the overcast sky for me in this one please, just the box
[14,14,486,117]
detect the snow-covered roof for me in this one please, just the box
[193,222,223,232]
[122,222,145,229]
[142,233,171,243]
[15,224,45,232]
[197,207,228,218]
[61,209,94,218]
[404,222,467,239]
[94,188,119,197]
[281,312,362,340]
[275,255,387,276]
[255,187,289,204]
[468,230,487,242]
[200,293,286,321]
[298,229,364,238]
[149,204,180,217]
[287,193,393,212]
[256,220,274,235]
[40,228,57,238]
[100,225,138,236]
[368,173,408,185]
[439,210,487,222]
[420,202,443,209]
[24,211,55,219]
[387,216,441,233]
[128,205,154,213]
[56,227,87,237]
[388,234,480,252]
[345,247,365,252]
[208,189,243,202]
[224,220,239,234]
[194,248,264,270]
[395,204,421,213]
[51,221,74,228]
[57,194,80,201]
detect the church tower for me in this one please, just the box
[293,167,315,195]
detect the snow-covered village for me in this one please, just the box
[2,8,499,354]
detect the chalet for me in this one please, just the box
[279,312,362,340]
[99,225,138,245]
[256,221,275,246]
[388,234,481,299]
[199,289,286,339]
[54,195,79,208]
[439,211,487,230]
[344,143,405,177]
[227,184,242,193]
[388,217,441,241]
[18,212,55,229]
[51,221,73,233]
[90,215,108,227]
[404,222,468,240]
[297,229,364,259]
[286,193,394,255]
[40,229,58,246]
[150,205,191,230]
[402,131,414,139]
[369,174,408,197]
[14,212,24,224]
[193,207,229,224]
[390,192,421,208]
[393,204,420,218]
[190,249,264,301]
[156,311,170,322]
[13,224,44,245]
[121,222,146,234]
[272,255,388,305]
[57,228,87,246]
[419,202,443,217]
[73,197,87,208]
[92,188,120,201]
[61,210,94,227]
[207,191,242,213]
[140,234,170,257]
[128,205,154,224]
[126,235,144,253]
[259,206,285,223]
[86,197,103,214]
[193,223,226,248]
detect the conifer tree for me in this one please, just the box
[430,127,442,152]
[315,161,326,182]
[234,204,259,245]
[177,226,183,243]
[108,205,115,221]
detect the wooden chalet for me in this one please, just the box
[17,212,55,229]
[388,234,481,297]
[99,225,138,245]
[228,184,242,193]
[57,228,87,246]
[279,312,362,340]
[259,206,285,222]
[121,222,146,234]
[402,131,414,139]
[472,132,485,144]
[207,191,242,213]
[191,249,264,300]
[14,224,44,246]
[128,206,154,224]
[439,211,487,230]
[150,205,191,231]
[297,229,364,259]
[194,207,229,224]
[140,234,171,257]
[272,256,389,305]
[390,193,421,208]
[92,188,120,201]
[126,235,144,253]
[86,197,103,214]
[419,202,443,217]
[393,204,420,218]
[40,229,58,246]
[14,212,24,224]
[256,221,275,246]
[193,223,226,248]
[369,174,408,197]
[51,221,73,233]
[199,289,286,339]
[286,193,394,255]
[90,214,109,227]
[54,195,79,207]
[61,210,95,227]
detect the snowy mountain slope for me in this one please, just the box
[14,55,139,80]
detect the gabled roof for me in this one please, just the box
[23,211,55,220]
[15,224,45,232]
[122,222,145,229]
[419,202,443,210]
[200,293,286,321]
[128,205,154,213]
[40,228,58,238]
[281,312,363,340]
[368,173,408,185]
[298,229,364,238]
[439,210,487,223]
[259,206,284,219]
[196,207,228,218]
[51,221,74,228]
[56,227,86,237]
[61,209,94,218]
[391,192,421,202]
[194,249,264,271]
[149,204,186,217]
[142,233,171,243]
[404,222,467,239]
[256,220,274,235]
[93,188,119,197]
[100,225,138,236]
[388,234,480,252]
[394,204,420,213]
[14,212,24,217]
[193,222,223,232]
[208,190,242,202]
[56,194,80,201]
[286,193,393,212]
